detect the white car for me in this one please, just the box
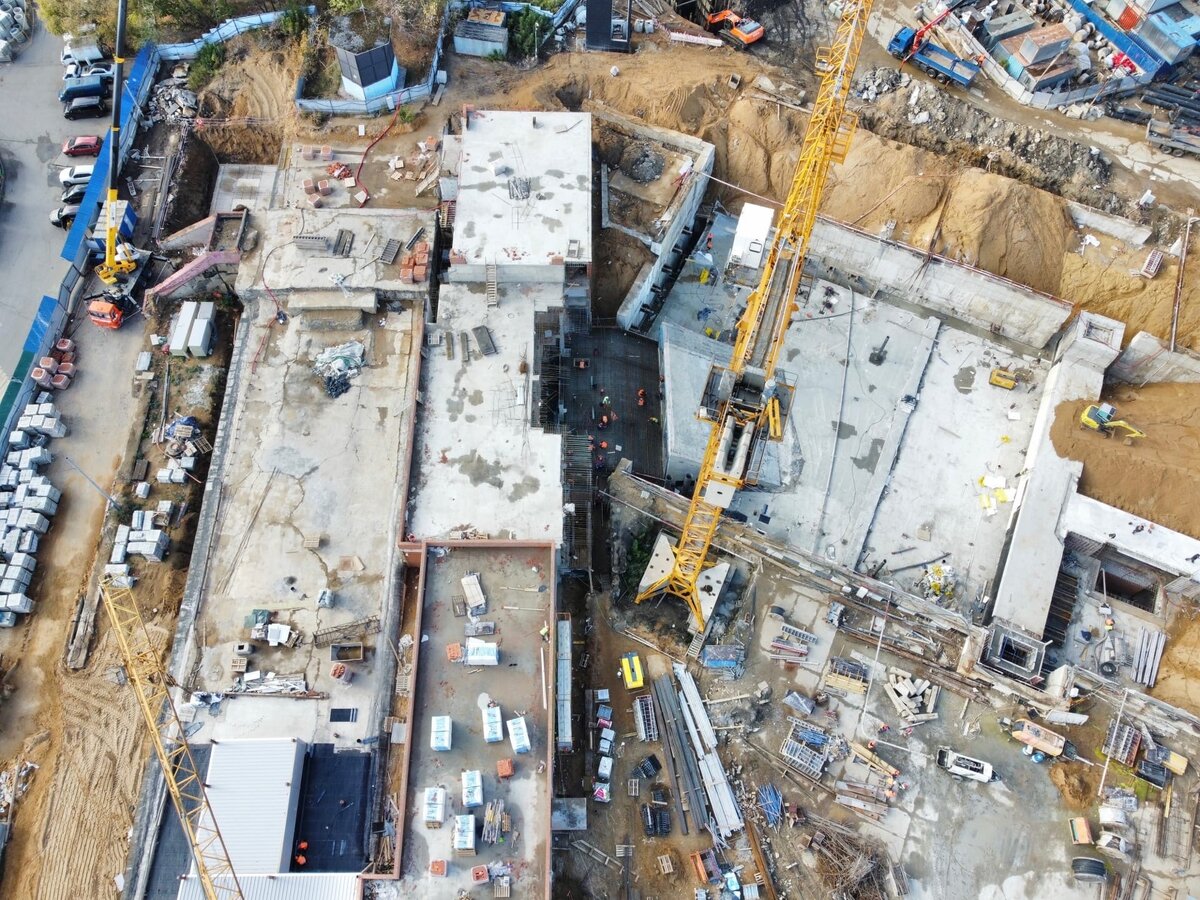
[59,164,95,187]
[935,746,998,783]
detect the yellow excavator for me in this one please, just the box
[1080,403,1145,440]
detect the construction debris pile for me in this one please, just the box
[881,666,941,727]
[619,141,666,184]
[147,75,199,124]
[851,69,1121,212]
[0,761,37,819]
[811,829,892,900]
[312,340,366,399]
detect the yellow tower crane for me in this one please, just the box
[100,579,243,899]
[635,0,875,629]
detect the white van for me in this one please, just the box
[935,747,998,783]
[61,42,105,67]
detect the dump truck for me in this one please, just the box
[1146,119,1200,159]
[888,27,979,89]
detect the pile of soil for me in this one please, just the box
[1150,613,1200,717]
[1049,383,1200,539]
[1049,763,1101,809]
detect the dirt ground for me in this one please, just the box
[1048,761,1102,809]
[187,31,1200,347]
[1049,383,1200,539]
[1152,611,1200,716]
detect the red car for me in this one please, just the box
[62,135,102,157]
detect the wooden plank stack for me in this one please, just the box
[883,666,940,726]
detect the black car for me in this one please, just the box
[63,96,108,120]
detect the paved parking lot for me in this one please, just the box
[0,23,105,378]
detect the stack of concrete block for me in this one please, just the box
[0,555,32,595]
[0,594,33,614]
[156,457,190,484]
[16,401,69,440]
[113,510,171,563]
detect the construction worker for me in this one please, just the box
[539,624,550,642]
[599,415,608,430]
[706,232,714,251]
[637,388,647,406]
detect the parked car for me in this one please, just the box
[49,204,80,228]
[62,97,108,121]
[62,134,102,157]
[60,182,88,204]
[59,164,94,187]
[82,62,115,83]
[935,747,998,783]
[60,42,105,67]
[58,74,105,103]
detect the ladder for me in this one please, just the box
[686,631,705,659]
[486,262,499,308]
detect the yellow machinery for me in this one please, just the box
[100,579,243,899]
[620,652,645,689]
[635,0,875,628]
[90,0,141,326]
[989,368,1017,390]
[1080,403,1145,440]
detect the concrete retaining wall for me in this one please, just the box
[809,217,1074,349]
[1109,331,1200,383]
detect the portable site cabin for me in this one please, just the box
[620,652,644,689]
[431,715,453,751]
[508,715,531,754]
[424,786,447,828]
[598,756,613,780]
[483,705,504,743]
[463,769,483,809]
[453,814,477,856]
[599,727,616,755]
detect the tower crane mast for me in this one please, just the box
[100,580,243,899]
[635,0,875,628]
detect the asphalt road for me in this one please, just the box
[0,22,105,379]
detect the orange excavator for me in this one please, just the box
[705,9,764,48]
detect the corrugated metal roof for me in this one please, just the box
[199,738,306,874]
[177,873,360,900]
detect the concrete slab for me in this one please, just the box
[210,164,278,215]
[234,206,437,304]
[451,110,592,269]
[186,306,419,747]
[409,283,563,543]
[397,544,553,899]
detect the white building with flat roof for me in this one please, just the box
[447,109,593,287]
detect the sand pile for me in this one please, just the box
[1150,614,1200,717]
[1060,244,1200,353]
[1049,383,1200,539]
[822,135,1072,293]
[1049,763,1100,809]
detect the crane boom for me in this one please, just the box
[100,580,243,899]
[95,0,137,287]
[635,0,875,628]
